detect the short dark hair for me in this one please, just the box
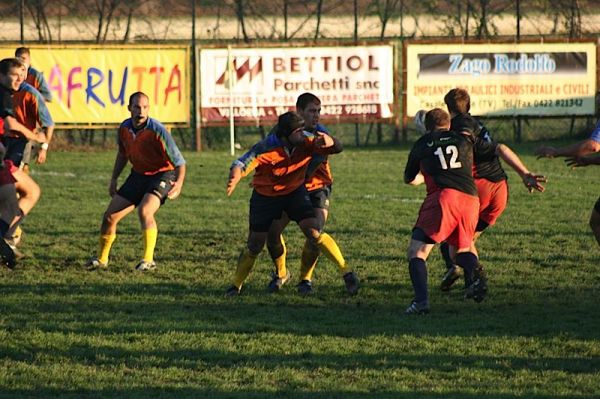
[15,47,30,58]
[296,92,320,110]
[0,58,24,75]
[425,108,450,132]
[129,91,149,105]
[275,111,304,138]
[444,88,470,114]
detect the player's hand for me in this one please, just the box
[314,132,334,148]
[36,149,47,164]
[33,132,47,145]
[108,178,118,197]
[227,166,242,196]
[522,172,547,193]
[534,146,557,159]
[564,156,589,168]
[168,180,183,200]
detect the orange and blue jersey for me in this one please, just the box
[237,123,335,193]
[118,117,185,176]
[232,132,338,197]
[26,66,52,102]
[7,82,53,137]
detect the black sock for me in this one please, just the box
[5,209,25,239]
[0,219,9,237]
[408,257,428,304]
[440,242,454,269]
[455,252,479,286]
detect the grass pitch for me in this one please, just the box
[0,145,598,398]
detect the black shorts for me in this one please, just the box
[595,196,600,214]
[117,170,175,206]
[309,185,332,210]
[1,136,28,167]
[249,186,316,232]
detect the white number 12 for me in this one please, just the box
[434,145,462,170]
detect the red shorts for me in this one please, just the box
[0,160,16,186]
[475,178,508,227]
[415,188,479,249]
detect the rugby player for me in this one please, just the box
[536,124,600,245]
[15,47,52,102]
[225,111,357,295]
[404,108,491,314]
[235,92,358,295]
[440,88,546,292]
[86,92,186,271]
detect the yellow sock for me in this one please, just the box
[142,228,158,262]
[316,232,351,274]
[232,248,258,289]
[269,235,287,278]
[300,239,320,281]
[98,234,116,264]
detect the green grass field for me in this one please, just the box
[0,145,598,398]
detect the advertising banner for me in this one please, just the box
[199,45,395,125]
[0,46,189,125]
[405,42,596,116]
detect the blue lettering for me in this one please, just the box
[86,67,105,107]
[109,67,128,105]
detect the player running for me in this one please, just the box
[403,108,501,314]
[439,88,546,292]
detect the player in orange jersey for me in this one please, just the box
[225,111,357,296]
[86,92,186,271]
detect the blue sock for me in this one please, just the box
[440,242,454,269]
[455,252,479,286]
[409,257,428,304]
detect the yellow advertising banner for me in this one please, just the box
[406,42,596,117]
[0,46,189,125]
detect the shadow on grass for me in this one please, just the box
[0,282,598,341]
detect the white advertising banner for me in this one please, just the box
[199,45,394,125]
[406,43,596,116]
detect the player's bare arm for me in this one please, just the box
[168,164,186,200]
[407,172,425,186]
[535,139,600,159]
[36,125,54,164]
[4,115,46,143]
[109,152,128,197]
[496,143,546,193]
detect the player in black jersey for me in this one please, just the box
[439,88,546,292]
[403,108,487,314]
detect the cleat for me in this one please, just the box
[405,300,430,315]
[0,238,16,270]
[297,279,313,295]
[440,265,463,291]
[85,257,108,270]
[465,265,487,302]
[343,271,359,295]
[135,260,156,271]
[267,270,291,292]
[225,285,241,296]
[5,238,25,261]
